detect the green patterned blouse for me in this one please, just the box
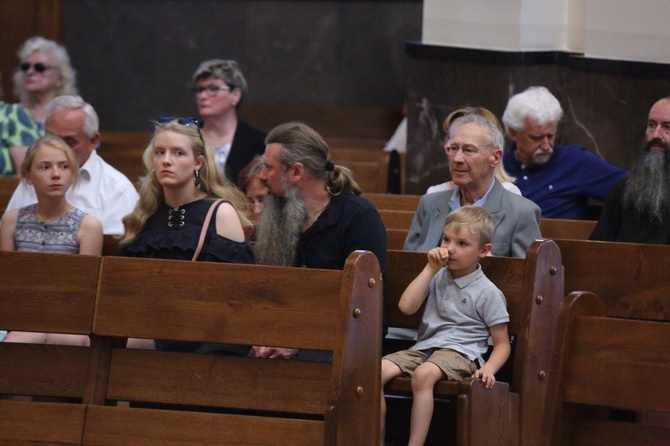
[0,102,43,176]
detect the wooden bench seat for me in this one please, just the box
[84,251,383,445]
[545,291,670,445]
[0,251,102,446]
[383,239,565,445]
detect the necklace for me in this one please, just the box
[303,199,330,230]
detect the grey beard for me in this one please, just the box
[255,185,307,266]
[622,148,670,223]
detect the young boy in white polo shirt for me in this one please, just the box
[380,206,511,446]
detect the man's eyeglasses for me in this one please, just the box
[191,85,232,96]
[20,62,53,73]
[444,144,482,157]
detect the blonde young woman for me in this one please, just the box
[119,117,254,353]
[0,134,102,345]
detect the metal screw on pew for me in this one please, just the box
[538,370,546,381]
[535,295,543,304]
[550,266,557,275]
[356,386,364,397]
[353,308,361,318]
[368,278,376,287]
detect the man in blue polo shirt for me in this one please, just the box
[502,86,626,220]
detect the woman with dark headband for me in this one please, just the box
[119,117,254,353]
[0,36,78,176]
[191,59,266,185]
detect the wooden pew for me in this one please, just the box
[548,239,670,437]
[98,131,152,183]
[84,251,382,445]
[386,228,409,250]
[383,239,565,446]
[363,192,420,212]
[378,209,415,230]
[545,291,670,445]
[378,213,598,239]
[0,176,20,215]
[330,148,395,194]
[0,251,102,446]
[554,239,670,321]
[540,218,596,241]
[325,137,386,150]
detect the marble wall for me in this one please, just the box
[404,44,670,195]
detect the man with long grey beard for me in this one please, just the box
[251,121,387,359]
[591,97,670,243]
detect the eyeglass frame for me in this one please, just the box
[20,62,53,73]
[191,85,232,96]
[444,143,494,157]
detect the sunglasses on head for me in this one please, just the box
[157,116,201,127]
[157,117,204,146]
[20,62,52,73]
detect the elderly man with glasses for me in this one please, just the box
[404,114,541,258]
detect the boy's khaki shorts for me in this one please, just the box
[383,348,477,381]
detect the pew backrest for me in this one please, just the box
[540,218,596,241]
[555,239,670,321]
[0,251,102,445]
[98,131,152,183]
[363,193,420,212]
[545,291,670,445]
[85,251,382,445]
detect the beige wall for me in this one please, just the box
[423,0,670,63]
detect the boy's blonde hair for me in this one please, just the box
[444,206,494,246]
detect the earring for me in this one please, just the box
[194,169,200,186]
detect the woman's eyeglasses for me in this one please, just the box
[20,62,53,73]
[191,85,232,96]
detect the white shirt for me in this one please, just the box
[6,150,139,235]
[383,117,407,153]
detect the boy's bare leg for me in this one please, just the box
[409,361,445,446]
[380,359,403,446]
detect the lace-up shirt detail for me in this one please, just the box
[167,206,186,228]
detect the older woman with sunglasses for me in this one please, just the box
[0,36,78,177]
[119,117,255,353]
[191,59,266,185]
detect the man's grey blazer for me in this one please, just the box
[403,180,542,257]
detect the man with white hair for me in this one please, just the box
[404,114,541,257]
[502,86,626,219]
[591,97,670,243]
[6,95,139,235]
